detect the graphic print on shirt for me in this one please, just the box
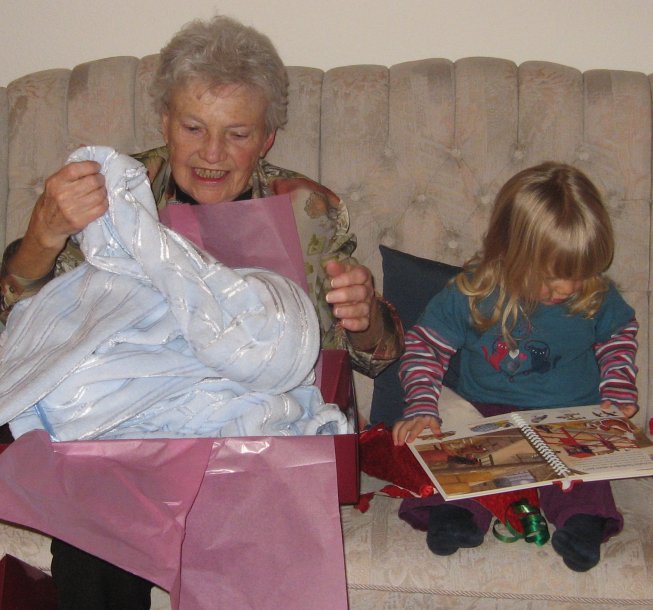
[481,318,560,381]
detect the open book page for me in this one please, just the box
[519,406,653,481]
[409,392,653,500]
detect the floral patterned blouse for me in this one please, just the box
[0,147,402,377]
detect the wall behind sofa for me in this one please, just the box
[2,0,653,87]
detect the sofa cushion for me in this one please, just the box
[342,475,653,609]
[370,245,462,426]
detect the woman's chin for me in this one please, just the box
[192,188,232,205]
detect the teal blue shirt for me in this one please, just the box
[417,282,634,408]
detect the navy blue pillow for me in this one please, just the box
[370,245,462,426]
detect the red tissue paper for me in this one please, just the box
[358,423,539,530]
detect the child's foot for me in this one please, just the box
[426,504,484,556]
[551,514,607,572]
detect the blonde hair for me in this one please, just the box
[456,162,614,346]
[151,15,288,134]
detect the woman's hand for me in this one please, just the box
[324,259,383,349]
[11,161,108,279]
[601,399,638,419]
[392,415,442,446]
[30,161,108,250]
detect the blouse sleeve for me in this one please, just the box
[262,163,404,377]
[0,238,84,325]
[333,293,404,378]
[324,206,405,376]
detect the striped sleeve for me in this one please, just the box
[398,324,457,422]
[594,318,639,407]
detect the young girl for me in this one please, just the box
[392,162,639,572]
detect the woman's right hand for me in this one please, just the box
[11,161,108,279]
[392,415,442,446]
[29,161,108,250]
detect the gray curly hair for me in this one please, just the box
[151,15,288,133]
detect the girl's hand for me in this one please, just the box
[600,400,639,419]
[392,415,442,446]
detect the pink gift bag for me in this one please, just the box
[0,431,346,610]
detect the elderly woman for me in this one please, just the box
[1,17,401,377]
[0,14,402,610]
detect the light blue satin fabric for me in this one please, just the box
[0,147,348,440]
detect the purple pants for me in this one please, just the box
[399,403,624,541]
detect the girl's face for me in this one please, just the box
[539,278,584,305]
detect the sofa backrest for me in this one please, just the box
[1,56,651,426]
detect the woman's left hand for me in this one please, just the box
[325,260,383,348]
[600,400,639,419]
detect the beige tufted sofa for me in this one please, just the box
[2,56,653,608]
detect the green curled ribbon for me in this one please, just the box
[492,499,550,546]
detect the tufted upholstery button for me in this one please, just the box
[578,150,590,161]
[416,194,426,203]
[450,148,462,160]
[512,147,524,161]
[349,190,361,202]
[448,240,458,250]
[383,146,395,159]
[379,228,397,245]
[480,194,492,206]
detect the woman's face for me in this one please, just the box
[161,81,275,204]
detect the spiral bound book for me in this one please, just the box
[408,393,653,500]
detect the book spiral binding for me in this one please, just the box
[511,413,572,478]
